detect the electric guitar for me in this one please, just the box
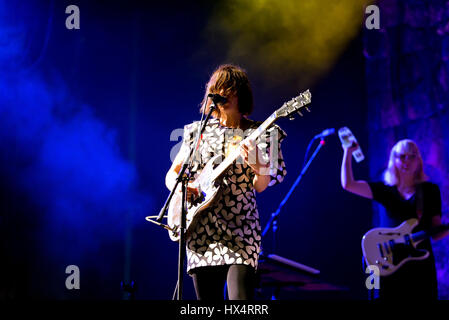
[362,218,449,276]
[167,90,312,241]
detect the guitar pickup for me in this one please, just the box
[388,240,396,253]
[383,242,389,254]
[404,234,412,246]
[377,243,385,258]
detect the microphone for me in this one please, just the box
[314,128,335,139]
[208,93,227,106]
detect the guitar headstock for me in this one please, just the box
[275,89,312,120]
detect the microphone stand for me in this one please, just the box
[154,102,217,300]
[261,137,328,254]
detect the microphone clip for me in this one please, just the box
[207,93,227,106]
[314,128,336,140]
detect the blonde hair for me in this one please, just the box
[383,139,428,186]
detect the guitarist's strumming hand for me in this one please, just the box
[186,184,200,203]
[166,162,200,203]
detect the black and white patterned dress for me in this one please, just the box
[178,118,287,273]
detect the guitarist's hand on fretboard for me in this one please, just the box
[240,141,271,193]
[431,215,449,241]
[240,141,270,176]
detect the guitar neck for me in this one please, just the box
[209,113,277,182]
[412,223,449,243]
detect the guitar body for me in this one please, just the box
[362,218,429,277]
[167,155,223,241]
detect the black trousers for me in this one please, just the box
[190,264,256,300]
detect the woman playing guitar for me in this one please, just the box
[341,139,448,300]
[165,64,287,300]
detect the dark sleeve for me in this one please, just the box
[424,183,442,218]
[367,181,391,206]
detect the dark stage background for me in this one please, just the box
[0,0,447,300]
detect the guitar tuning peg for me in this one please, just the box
[305,106,311,112]
[296,110,303,117]
[288,115,295,120]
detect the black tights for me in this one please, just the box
[191,265,256,300]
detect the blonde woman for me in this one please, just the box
[341,139,447,300]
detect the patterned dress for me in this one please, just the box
[177,118,287,273]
